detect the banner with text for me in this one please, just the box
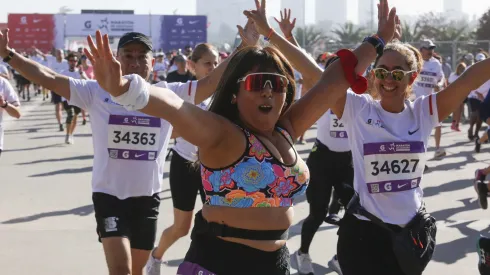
[159,15,207,52]
[7,14,61,52]
[64,14,151,37]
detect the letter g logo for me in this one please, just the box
[84,21,92,29]
[384,182,392,192]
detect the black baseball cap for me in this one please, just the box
[117,32,153,51]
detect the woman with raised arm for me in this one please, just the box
[246,1,490,274]
[84,0,397,273]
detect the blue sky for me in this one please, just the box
[1,0,489,22]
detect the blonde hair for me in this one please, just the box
[370,40,423,99]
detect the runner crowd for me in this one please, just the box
[1,0,490,274]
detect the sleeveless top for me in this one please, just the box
[200,126,309,208]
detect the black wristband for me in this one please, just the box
[363,36,384,56]
[2,50,14,63]
[1,102,8,108]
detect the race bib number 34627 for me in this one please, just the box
[363,141,426,194]
[107,115,161,161]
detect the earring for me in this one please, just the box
[231,94,237,104]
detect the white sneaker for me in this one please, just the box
[145,249,162,275]
[294,250,314,275]
[434,148,446,159]
[65,134,70,144]
[328,255,343,275]
[69,135,74,144]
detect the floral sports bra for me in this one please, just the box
[200,126,310,208]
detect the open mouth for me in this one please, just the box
[258,104,273,113]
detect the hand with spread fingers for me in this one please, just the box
[243,0,272,37]
[376,0,398,44]
[0,29,11,58]
[393,16,402,41]
[274,8,296,38]
[84,30,128,97]
[237,18,260,47]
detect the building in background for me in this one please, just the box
[443,0,465,20]
[281,0,306,27]
[316,0,348,26]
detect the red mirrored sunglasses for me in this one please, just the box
[237,73,289,93]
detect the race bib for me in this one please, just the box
[329,110,347,138]
[107,115,161,161]
[416,71,437,89]
[363,141,426,194]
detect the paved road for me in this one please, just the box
[1,95,489,274]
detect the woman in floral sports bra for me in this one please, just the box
[85,0,399,273]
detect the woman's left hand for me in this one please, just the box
[84,30,128,97]
[243,0,273,37]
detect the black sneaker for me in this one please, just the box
[82,119,87,125]
[59,124,64,132]
[476,139,482,153]
[477,182,488,210]
[469,129,475,141]
[478,236,490,275]
[324,214,341,226]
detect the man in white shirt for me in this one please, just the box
[60,53,83,144]
[413,39,446,159]
[0,29,249,275]
[0,77,21,157]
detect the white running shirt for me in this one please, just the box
[316,109,350,152]
[68,78,197,199]
[341,90,439,225]
[0,78,20,150]
[413,57,444,99]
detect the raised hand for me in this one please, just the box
[237,19,260,46]
[274,8,297,37]
[0,29,11,58]
[393,16,402,41]
[84,30,128,97]
[377,0,397,43]
[243,0,272,37]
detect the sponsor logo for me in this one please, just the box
[104,217,118,232]
[33,19,42,23]
[408,128,420,135]
[135,153,145,158]
[189,20,199,24]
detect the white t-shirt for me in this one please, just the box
[0,78,20,150]
[469,79,490,101]
[48,57,69,74]
[341,90,439,225]
[447,72,460,84]
[173,94,212,161]
[0,64,9,76]
[316,109,350,152]
[153,62,167,78]
[294,70,303,101]
[413,57,444,99]
[68,78,197,199]
[61,70,82,102]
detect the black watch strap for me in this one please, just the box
[363,36,384,56]
[1,102,8,108]
[3,50,14,63]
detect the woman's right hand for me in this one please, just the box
[84,30,129,97]
[376,0,398,43]
[0,29,11,58]
[274,9,296,38]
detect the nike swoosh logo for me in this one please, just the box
[398,183,408,188]
[135,153,145,158]
[408,128,420,135]
[33,19,42,23]
[189,20,199,24]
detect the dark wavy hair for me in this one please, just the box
[207,46,296,125]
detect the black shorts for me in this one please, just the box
[480,101,490,123]
[92,192,160,250]
[18,75,31,85]
[337,214,404,275]
[169,150,205,211]
[51,92,62,104]
[469,98,482,113]
[306,140,353,208]
[177,213,290,274]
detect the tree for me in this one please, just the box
[476,9,490,40]
[294,26,328,53]
[332,22,368,44]
[401,21,422,43]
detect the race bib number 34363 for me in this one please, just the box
[363,141,426,194]
[107,115,161,161]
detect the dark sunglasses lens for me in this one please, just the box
[374,69,386,80]
[391,71,405,81]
